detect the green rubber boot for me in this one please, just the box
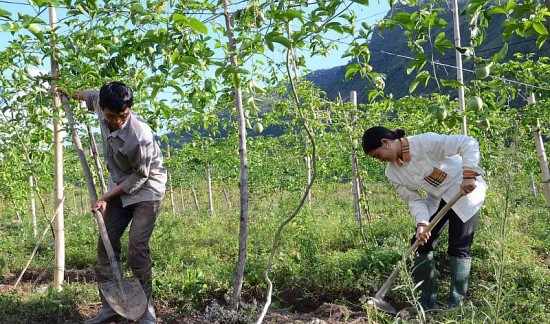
[84,264,123,324]
[133,266,157,324]
[449,256,471,309]
[412,252,437,310]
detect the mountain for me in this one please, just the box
[306,0,550,103]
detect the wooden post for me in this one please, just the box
[529,94,550,212]
[206,163,214,215]
[50,5,65,292]
[166,143,176,214]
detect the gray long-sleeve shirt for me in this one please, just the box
[83,90,167,207]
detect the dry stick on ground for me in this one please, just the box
[256,34,318,324]
[13,196,66,289]
[223,187,231,207]
[179,186,186,212]
[191,185,199,210]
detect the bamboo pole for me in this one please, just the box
[528,94,550,212]
[49,5,65,292]
[452,0,467,135]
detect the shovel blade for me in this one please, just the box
[99,277,147,321]
[366,297,397,315]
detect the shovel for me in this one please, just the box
[367,192,464,314]
[93,210,147,321]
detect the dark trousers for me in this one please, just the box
[97,197,161,270]
[412,199,478,258]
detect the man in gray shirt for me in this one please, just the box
[63,81,166,324]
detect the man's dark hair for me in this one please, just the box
[99,81,134,112]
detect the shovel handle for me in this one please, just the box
[94,210,123,283]
[374,192,463,299]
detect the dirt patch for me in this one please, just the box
[1,272,405,323]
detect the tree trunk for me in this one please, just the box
[29,176,37,237]
[87,124,107,195]
[50,5,65,292]
[222,0,250,310]
[64,100,98,206]
[528,94,550,213]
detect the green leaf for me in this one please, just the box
[409,71,430,93]
[532,22,548,35]
[351,0,369,5]
[0,8,10,18]
[536,34,547,49]
[440,79,463,88]
[281,9,303,23]
[270,36,292,48]
[172,14,208,34]
[344,63,361,81]
[434,32,453,54]
[179,56,201,67]
[27,24,45,42]
[492,42,508,62]
[393,12,413,30]
[186,17,208,34]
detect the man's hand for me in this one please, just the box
[460,178,477,195]
[55,87,70,100]
[92,198,108,215]
[415,223,431,245]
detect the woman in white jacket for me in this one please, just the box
[362,126,487,310]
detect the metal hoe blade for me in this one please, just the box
[367,297,397,315]
[100,277,147,321]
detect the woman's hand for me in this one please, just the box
[415,223,430,245]
[460,178,477,195]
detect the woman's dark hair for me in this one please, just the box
[362,126,405,154]
[99,81,134,112]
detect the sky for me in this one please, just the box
[0,1,391,72]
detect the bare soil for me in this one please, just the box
[1,270,405,323]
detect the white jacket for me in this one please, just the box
[385,132,487,225]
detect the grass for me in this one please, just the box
[1,178,549,323]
